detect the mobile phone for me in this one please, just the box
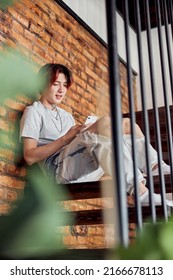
[85,116,97,124]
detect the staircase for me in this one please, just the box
[63,106,173,219]
[0,106,172,260]
[57,105,173,258]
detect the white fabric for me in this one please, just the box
[152,162,170,176]
[53,131,108,184]
[140,190,173,207]
[122,135,146,191]
[123,134,158,174]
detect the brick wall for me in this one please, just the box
[0,0,138,249]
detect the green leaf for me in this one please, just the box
[0,0,17,9]
[113,218,173,260]
[0,165,72,258]
[0,48,43,103]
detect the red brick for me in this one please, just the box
[16,95,32,105]
[46,1,62,17]
[5,99,26,112]
[0,175,25,190]
[13,2,45,28]
[12,19,24,34]
[30,52,46,66]
[0,119,10,132]
[73,74,87,90]
[0,22,11,36]
[44,45,57,60]
[0,106,7,117]
[28,3,49,23]
[34,0,50,15]
[8,7,29,28]
[6,190,18,201]
[7,110,18,122]
[85,66,99,82]
[0,188,5,200]
[50,39,64,53]
[88,77,95,88]
[0,203,11,214]
[11,29,33,49]
[33,45,45,59]
[29,23,43,36]
[24,29,36,42]
[82,47,96,63]
[38,29,51,44]
[0,148,15,161]
[0,161,26,177]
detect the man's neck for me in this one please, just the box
[39,96,55,110]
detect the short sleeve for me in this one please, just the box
[20,106,42,142]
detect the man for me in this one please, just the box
[20,63,172,206]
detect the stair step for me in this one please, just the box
[135,105,173,127]
[13,249,108,260]
[62,176,172,201]
[123,105,173,141]
[62,180,104,200]
[38,249,108,260]
[68,206,166,225]
[153,174,173,193]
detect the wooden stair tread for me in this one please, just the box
[123,106,173,139]
[67,206,166,225]
[20,249,108,260]
[62,174,172,200]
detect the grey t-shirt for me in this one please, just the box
[20,100,104,182]
[20,100,75,146]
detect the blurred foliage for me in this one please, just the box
[0,48,42,102]
[110,216,173,260]
[0,0,17,9]
[0,46,72,258]
[0,165,71,259]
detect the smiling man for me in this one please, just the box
[20,63,109,183]
[20,63,172,207]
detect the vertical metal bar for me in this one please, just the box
[123,0,143,229]
[168,0,173,39]
[134,0,156,214]
[162,0,173,102]
[105,0,129,247]
[144,0,167,221]
[155,0,173,212]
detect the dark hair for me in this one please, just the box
[37,63,73,93]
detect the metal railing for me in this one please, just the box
[106,0,173,246]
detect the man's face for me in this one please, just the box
[43,73,68,105]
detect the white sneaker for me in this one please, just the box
[152,163,170,176]
[140,191,173,207]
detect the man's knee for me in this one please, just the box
[97,116,111,137]
[122,118,131,134]
[122,117,143,137]
[99,116,111,127]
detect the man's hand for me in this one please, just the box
[64,124,86,143]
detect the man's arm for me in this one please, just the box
[23,124,85,165]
